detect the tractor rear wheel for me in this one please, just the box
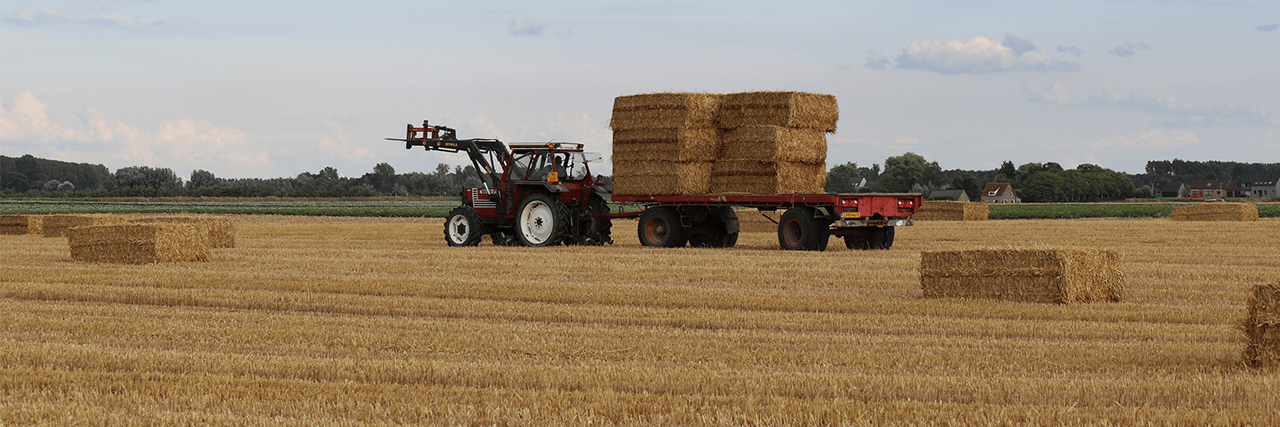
[637,206,687,248]
[778,207,827,251]
[444,206,485,247]
[515,193,569,247]
[581,196,613,245]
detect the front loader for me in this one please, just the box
[388,121,613,247]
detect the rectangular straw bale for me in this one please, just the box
[42,214,125,237]
[128,216,235,248]
[912,201,989,221]
[68,223,209,264]
[719,91,839,132]
[0,215,43,235]
[612,127,721,162]
[1243,283,1280,369]
[710,163,826,194]
[609,93,722,130]
[720,125,827,164]
[921,249,1124,304]
[1171,203,1259,221]
[612,162,713,196]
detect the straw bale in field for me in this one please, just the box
[612,162,713,196]
[42,214,125,237]
[128,216,235,248]
[611,128,721,162]
[1171,203,1259,221]
[69,223,209,264]
[718,91,839,132]
[921,249,1125,304]
[1243,283,1280,369]
[609,93,722,130]
[710,162,826,194]
[720,125,827,164]
[912,201,989,221]
[0,215,43,235]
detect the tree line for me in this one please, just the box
[1,155,481,198]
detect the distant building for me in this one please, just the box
[1160,183,1189,198]
[1239,173,1280,199]
[930,189,970,202]
[1188,180,1242,199]
[981,182,1019,203]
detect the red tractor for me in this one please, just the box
[389,121,613,247]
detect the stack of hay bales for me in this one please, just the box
[921,249,1124,304]
[0,215,43,235]
[1243,283,1280,369]
[68,223,209,264]
[711,92,836,194]
[609,93,722,195]
[1171,203,1259,221]
[42,214,125,237]
[912,201,989,221]
[128,216,235,248]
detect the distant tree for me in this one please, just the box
[57,181,75,192]
[188,169,219,189]
[824,162,863,193]
[998,161,1017,182]
[42,180,62,192]
[875,152,944,192]
[950,173,982,201]
[1204,171,1218,180]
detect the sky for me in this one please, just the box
[2,0,1278,181]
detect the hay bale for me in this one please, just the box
[1171,203,1259,221]
[68,223,209,264]
[42,214,125,237]
[128,216,235,248]
[611,127,722,162]
[720,125,827,164]
[1244,283,1280,369]
[609,93,722,130]
[612,162,713,196]
[921,249,1125,304]
[709,160,826,194]
[719,91,839,132]
[912,201,989,221]
[0,215,43,235]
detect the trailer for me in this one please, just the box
[610,193,921,251]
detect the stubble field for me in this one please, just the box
[1,214,1277,425]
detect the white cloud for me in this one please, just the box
[508,16,546,36]
[1087,129,1200,149]
[1029,84,1278,127]
[892,35,1080,74]
[1056,45,1083,57]
[1107,41,1149,58]
[1030,83,1073,104]
[318,120,372,162]
[864,49,888,69]
[0,91,272,176]
[2,7,162,29]
[1258,24,1279,32]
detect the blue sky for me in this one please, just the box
[2,0,1277,180]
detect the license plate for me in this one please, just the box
[842,212,860,219]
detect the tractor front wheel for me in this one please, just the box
[637,207,687,248]
[444,206,485,247]
[516,193,569,247]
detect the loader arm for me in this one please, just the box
[386,121,510,188]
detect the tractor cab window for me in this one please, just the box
[562,152,590,181]
[519,151,589,182]
[509,153,536,180]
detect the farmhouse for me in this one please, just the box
[930,189,970,202]
[1240,173,1280,199]
[1161,183,1189,198]
[1188,180,1241,198]
[981,182,1019,203]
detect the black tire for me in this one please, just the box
[687,207,739,248]
[515,193,570,247]
[444,205,485,247]
[581,196,613,245]
[816,220,832,252]
[637,206,687,248]
[865,226,895,250]
[881,226,895,250]
[844,228,873,250]
[778,207,824,251]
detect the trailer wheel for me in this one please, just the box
[444,206,485,247]
[778,207,826,251]
[844,228,870,250]
[637,206,687,248]
[581,196,613,245]
[861,226,895,250]
[878,226,896,250]
[516,193,569,247]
